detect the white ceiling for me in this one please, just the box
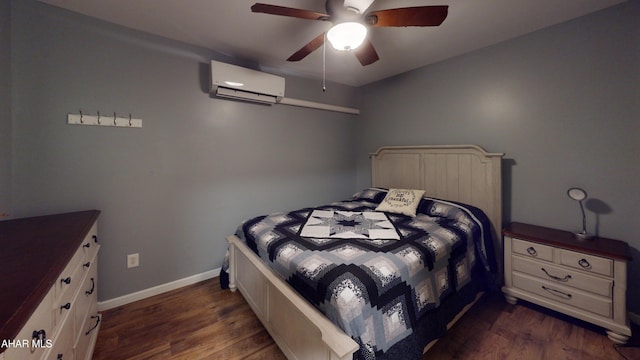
[37,0,626,87]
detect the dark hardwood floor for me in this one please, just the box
[93,278,639,360]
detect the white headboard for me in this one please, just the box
[370,144,504,257]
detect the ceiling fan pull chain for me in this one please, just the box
[322,32,327,92]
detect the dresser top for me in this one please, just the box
[503,222,631,261]
[0,210,100,346]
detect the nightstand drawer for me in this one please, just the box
[512,256,612,297]
[512,238,553,262]
[559,250,613,277]
[512,272,612,318]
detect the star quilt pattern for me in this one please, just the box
[300,210,400,240]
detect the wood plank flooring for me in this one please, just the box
[93,278,639,360]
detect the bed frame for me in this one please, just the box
[226,144,504,360]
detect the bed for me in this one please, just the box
[223,145,504,360]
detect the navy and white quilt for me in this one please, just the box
[223,188,497,360]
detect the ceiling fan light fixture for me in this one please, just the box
[327,22,367,51]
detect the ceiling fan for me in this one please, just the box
[251,0,448,66]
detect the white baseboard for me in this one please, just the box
[97,267,221,311]
[629,311,640,326]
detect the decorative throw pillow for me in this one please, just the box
[375,188,425,217]
[352,188,388,203]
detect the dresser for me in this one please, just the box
[0,210,101,360]
[502,222,631,344]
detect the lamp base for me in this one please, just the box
[573,231,594,240]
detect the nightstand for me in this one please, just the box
[502,222,632,344]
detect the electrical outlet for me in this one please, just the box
[127,253,139,268]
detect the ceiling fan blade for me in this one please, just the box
[287,33,326,62]
[365,6,448,27]
[251,3,330,21]
[354,39,379,66]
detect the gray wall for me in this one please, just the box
[7,0,639,317]
[9,0,359,301]
[356,2,640,313]
[0,0,11,217]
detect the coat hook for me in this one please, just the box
[97,111,101,125]
[113,112,117,125]
[129,113,132,126]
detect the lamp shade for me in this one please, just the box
[327,22,367,51]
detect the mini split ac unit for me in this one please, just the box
[210,60,285,104]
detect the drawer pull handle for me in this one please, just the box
[542,285,572,300]
[83,261,91,269]
[84,242,91,248]
[60,302,71,311]
[85,315,101,336]
[57,354,63,360]
[93,234,98,243]
[86,277,95,295]
[31,329,46,353]
[61,277,71,285]
[578,258,592,269]
[526,247,537,256]
[541,268,571,282]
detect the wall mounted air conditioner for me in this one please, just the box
[210,60,285,104]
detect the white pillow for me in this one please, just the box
[375,188,425,217]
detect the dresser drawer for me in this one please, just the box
[512,272,612,318]
[44,311,74,360]
[74,258,98,343]
[80,222,99,263]
[511,256,612,297]
[56,244,85,300]
[54,261,84,328]
[74,305,100,360]
[559,249,613,277]
[511,238,553,262]
[2,287,54,360]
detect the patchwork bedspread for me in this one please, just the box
[224,188,497,360]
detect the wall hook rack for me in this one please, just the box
[67,111,142,128]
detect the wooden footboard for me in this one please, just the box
[227,234,359,360]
